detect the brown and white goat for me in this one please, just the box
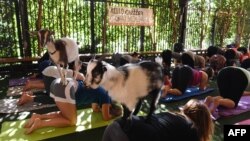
[31,29,80,85]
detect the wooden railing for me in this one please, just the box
[0,50,207,73]
[0,57,41,64]
[0,50,207,64]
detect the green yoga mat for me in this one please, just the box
[0,108,118,141]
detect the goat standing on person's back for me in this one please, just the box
[30,29,80,85]
[85,59,164,125]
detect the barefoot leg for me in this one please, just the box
[204,96,213,107]
[17,92,34,106]
[23,113,41,128]
[23,79,45,91]
[23,96,77,134]
[25,118,42,134]
[210,96,223,113]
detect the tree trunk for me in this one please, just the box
[63,0,68,36]
[102,2,108,53]
[37,0,43,56]
[235,9,246,48]
[169,0,178,49]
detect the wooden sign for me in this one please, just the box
[108,7,154,26]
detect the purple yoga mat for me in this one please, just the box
[8,77,28,87]
[212,96,250,120]
[235,119,250,125]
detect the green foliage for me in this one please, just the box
[1,0,250,58]
[0,0,19,57]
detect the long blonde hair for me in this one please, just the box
[182,99,214,141]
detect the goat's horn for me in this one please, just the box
[82,62,88,66]
[29,31,38,36]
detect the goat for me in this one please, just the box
[30,29,80,85]
[84,59,164,124]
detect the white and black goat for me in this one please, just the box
[85,59,164,123]
[31,29,80,85]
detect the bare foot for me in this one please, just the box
[210,98,220,113]
[23,80,32,91]
[204,96,219,113]
[161,85,171,98]
[25,118,42,134]
[92,103,101,112]
[29,73,38,79]
[204,96,213,107]
[23,113,41,128]
[168,88,182,95]
[17,92,34,105]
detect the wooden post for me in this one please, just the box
[178,0,189,46]
[90,0,95,54]
[102,1,108,54]
[211,9,217,46]
[140,0,145,52]
[36,0,43,56]
[19,0,31,57]
[14,0,23,56]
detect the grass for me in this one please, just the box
[1,71,250,141]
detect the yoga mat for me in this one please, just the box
[0,108,135,141]
[160,87,215,103]
[212,96,250,120]
[8,77,29,87]
[0,99,55,113]
[8,77,40,87]
[235,119,250,125]
[7,86,24,96]
[6,86,44,97]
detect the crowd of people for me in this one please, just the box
[17,42,250,141]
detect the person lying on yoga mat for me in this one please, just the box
[204,66,250,113]
[160,68,172,96]
[19,66,122,134]
[161,65,213,97]
[208,54,226,77]
[27,51,51,79]
[22,58,54,92]
[102,99,214,141]
[18,63,85,105]
[181,51,206,69]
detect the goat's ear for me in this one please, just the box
[102,66,107,72]
[82,62,88,67]
[49,30,55,35]
[29,31,38,36]
[98,56,106,61]
[97,57,103,62]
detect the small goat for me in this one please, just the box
[85,59,164,122]
[31,29,80,85]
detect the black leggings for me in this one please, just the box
[217,67,248,107]
[171,65,193,93]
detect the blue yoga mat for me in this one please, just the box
[160,87,215,103]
